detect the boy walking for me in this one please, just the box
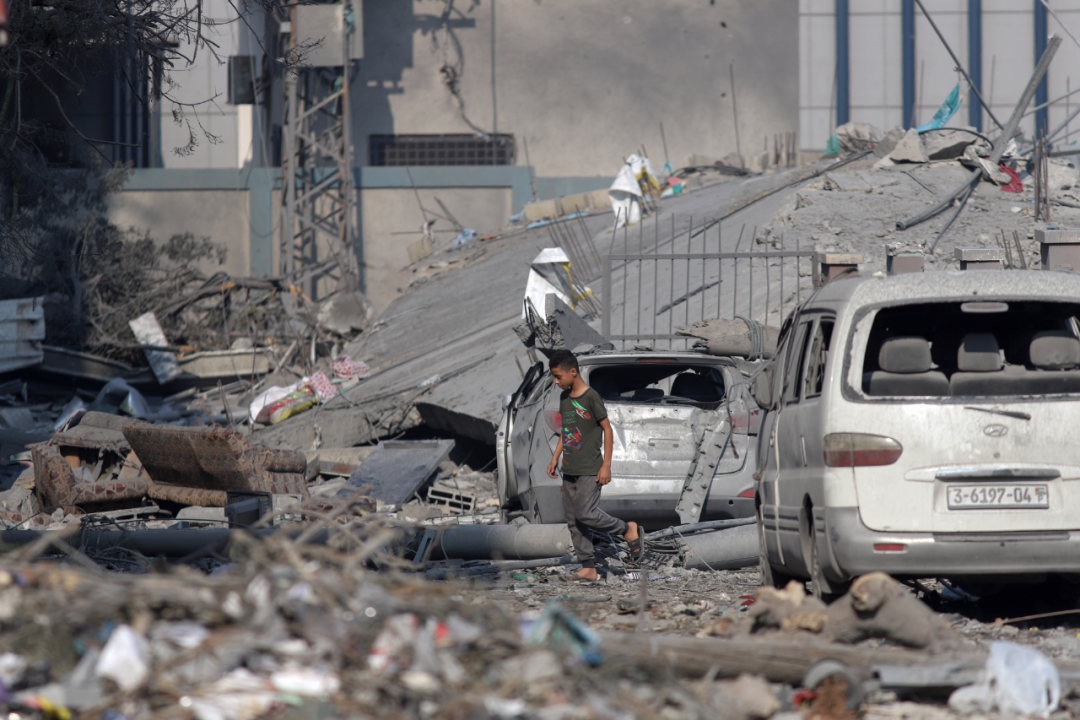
[545,349,641,581]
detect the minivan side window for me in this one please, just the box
[803,318,835,399]
[782,320,812,405]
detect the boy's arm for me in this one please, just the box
[547,435,564,478]
[597,417,613,485]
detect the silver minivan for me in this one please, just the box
[754,270,1080,599]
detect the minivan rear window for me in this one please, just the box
[858,301,1080,398]
[587,364,725,408]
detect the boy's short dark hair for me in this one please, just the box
[548,349,578,372]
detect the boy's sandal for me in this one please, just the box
[628,534,645,561]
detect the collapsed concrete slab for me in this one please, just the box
[887,129,928,164]
[337,439,454,505]
[124,422,308,506]
[514,293,610,357]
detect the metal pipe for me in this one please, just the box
[897,168,981,231]
[836,0,850,126]
[1036,0,1049,137]
[990,33,1061,165]
[644,517,755,541]
[913,0,1003,130]
[430,523,573,561]
[903,0,916,128]
[679,523,758,571]
[0,528,270,557]
[968,0,983,131]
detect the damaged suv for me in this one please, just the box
[496,350,762,528]
[755,270,1080,598]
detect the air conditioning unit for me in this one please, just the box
[228,55,256,105]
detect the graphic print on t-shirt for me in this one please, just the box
[562,399,591,457]
[559,388,607,476]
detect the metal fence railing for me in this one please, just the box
[599,219,814,350]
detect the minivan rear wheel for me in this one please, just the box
[758,514,797,588]
[810,536,850,604]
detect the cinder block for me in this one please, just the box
[1036,229,1080,271]
[814,251,862,287]
[589,189,612,210]
[954,246,1004,270]
[747,152,770,173]
[523,198,562,222]
[560,193,590,215]
[887,254,924,274]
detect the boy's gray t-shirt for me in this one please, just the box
[559,387,608,476]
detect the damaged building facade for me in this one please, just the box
[33,0,798,310]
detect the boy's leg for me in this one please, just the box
[561,476,595,568]
[574,474,630,537]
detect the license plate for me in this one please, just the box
[947,484,1049,510]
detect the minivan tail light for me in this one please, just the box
[738,489,755,498]
[823,433,903,467]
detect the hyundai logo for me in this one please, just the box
[983,424,1009,437]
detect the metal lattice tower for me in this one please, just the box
[280,1,359,298]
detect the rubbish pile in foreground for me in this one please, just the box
[0,514,1075,720]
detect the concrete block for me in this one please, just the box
[523,198,562,222]
[954,246,1004,270]
[1036,229,1080,271]
[887,254,924,274]
[747,152,770,174]
[922,128,979,161]
[886,128,928,164]
[589,189,612,210]
[559,193,590,215]
[873,126,906,158]
[684,153,720,168]
[813,251,862,287]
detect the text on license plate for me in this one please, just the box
[947,484,1049,510]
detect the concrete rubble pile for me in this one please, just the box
[0,531,1073,720]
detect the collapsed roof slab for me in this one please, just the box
[251,167,813,450]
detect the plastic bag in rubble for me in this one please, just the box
[91,378,152,420]
[368,613,418,675]
[270,667,340,697]
[610,154,659,230]
[188,668,278,720]
[308,372,337,402]
[95,625,150,692]
[522,602,603,666]
[949,641,1059,718]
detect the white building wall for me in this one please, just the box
[1044,4,1080,144]
[850,0,903,131]
[158,0,265,168]
[801,0,837,149]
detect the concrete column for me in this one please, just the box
[1036,229,1080,271]
[954,246,1004,270]
[814,252,862,287]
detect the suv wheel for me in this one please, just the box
[810,534,850,604]
[758,514,797,588]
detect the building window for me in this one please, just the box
[369,134,515,166]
